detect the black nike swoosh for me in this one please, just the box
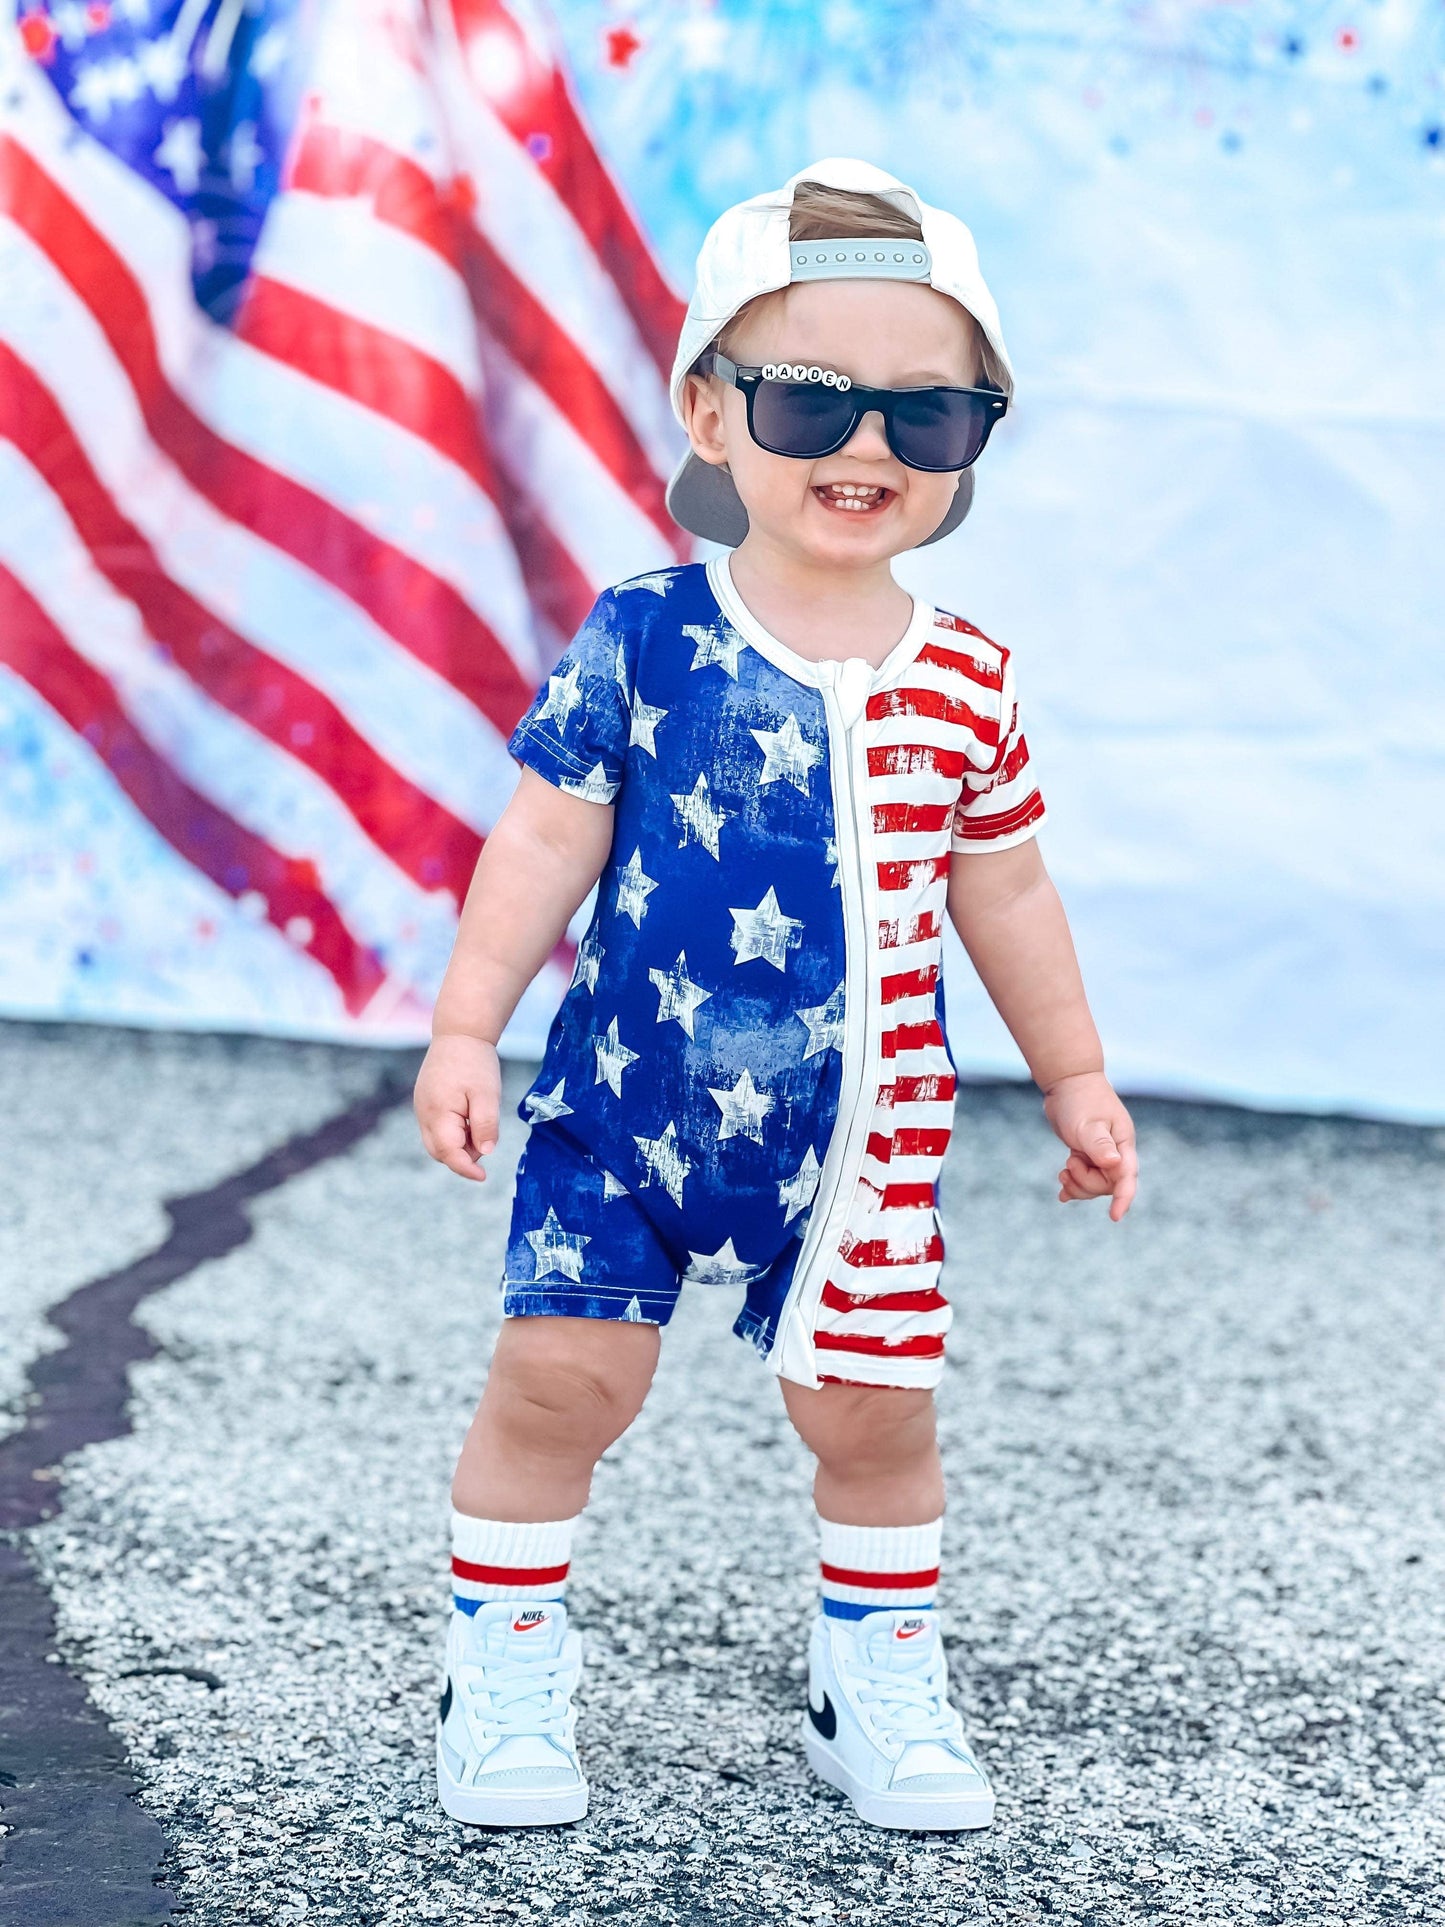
[807,1691,837,1741]
[439,1678,453,1724]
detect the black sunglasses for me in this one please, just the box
[697,349,1008,472]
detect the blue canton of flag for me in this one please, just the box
[34,0,309,322]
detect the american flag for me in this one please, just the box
[0,0,689,1034]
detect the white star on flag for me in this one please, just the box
[137,33,187,101]
[779,1145,823,1224]
[708,1068,775,1143]
[648,951,712,1038]
[683,621,747,678]
[795,981,846,1058]
[523,1079,574,1123]
[729,887,804,970]
[152,115,204,190]
[534,661,583,731]
[627,572,677,596]
[560,762,617,804]
[249,23,289,79]
[602,1168,629,1202]
[683,1238,765,1287]
[525,1206,590,1283]
[634,1120,693,1206]
[573,930,604,994]
[629,692,668,757]
[624,1295,646,1321]
[227,119,265,194]
[824,836,841,887]
[751,714,822,793]
[613,639,630,696]
[671,773,732,860]
[615,847,659,927]
[594,1016,640,1096]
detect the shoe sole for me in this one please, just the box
[435,1729,588,1828]
[804,1728,995,1831]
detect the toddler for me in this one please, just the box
[414,156,1137,1832]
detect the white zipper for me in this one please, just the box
[770,659,878,1386]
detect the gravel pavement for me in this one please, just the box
[2,1020,1443,1926]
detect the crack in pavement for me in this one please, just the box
[0,1074,412,1927]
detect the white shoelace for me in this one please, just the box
[850,1648,957,1744]
[461,1650,572,1739]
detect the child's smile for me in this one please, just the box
[812,479,895,516]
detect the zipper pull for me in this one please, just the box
[836,656,871,729]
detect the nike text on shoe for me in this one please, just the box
[803,1608,995,1830]
[436,1601,587,1826]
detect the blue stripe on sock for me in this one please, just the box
[453,1594,565,1617]
[822,1598,936,1621]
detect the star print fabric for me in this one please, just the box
[506,565,848,1357]
[503,560,1046,1385]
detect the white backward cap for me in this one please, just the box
[665,155,1014,550]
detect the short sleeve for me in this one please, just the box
[950,651,1047,853]
[507,590,633,805]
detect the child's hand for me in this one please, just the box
[1041,1071,1138,1222]
[414,1033,501,1182]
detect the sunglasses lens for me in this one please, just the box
[751,379,856,456]
[891,390,996,470]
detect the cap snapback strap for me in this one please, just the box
[788,239,933,283]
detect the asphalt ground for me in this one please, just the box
[1,1019,1442,1926]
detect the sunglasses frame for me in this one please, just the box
[696,349,1009,472]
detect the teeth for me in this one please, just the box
[818,483,885,511]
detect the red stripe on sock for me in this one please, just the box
[451,1557,570,1585]
[820,1562,940,1589]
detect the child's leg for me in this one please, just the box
[454,1313,660,1520]
[437,1315,659,1829]
[782,1380,992,1830]
[781,1380,942,1527]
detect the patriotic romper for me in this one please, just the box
[501,557,1046,1391]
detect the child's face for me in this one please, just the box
[683,277,982,567]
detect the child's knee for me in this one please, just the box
[784,1380,936,1470]
[489,1315,658,1455]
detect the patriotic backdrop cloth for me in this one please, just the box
[1,2,1442,1122]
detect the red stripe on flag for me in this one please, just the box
[461,232,686,551]
[0,344,482,905]
[0,567,384,1013]
[0,137,535,739]
[448,0,687,377]
[279,123,647,635]
[821,1281,948,1316]
[236,275,504,498]
[452,1556,571,1585]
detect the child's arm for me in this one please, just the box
[947,839,1138,1221]
[414,768,614,1182]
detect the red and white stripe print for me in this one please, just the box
[818,1517,942,1619]
[451,1511,576,1613]
[813,609,1045,1389]
[0,0,688,1026]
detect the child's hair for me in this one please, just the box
[698,178,1006,389]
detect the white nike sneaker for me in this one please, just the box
[803,1608,995,1830]
[435,1600,587,1827]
